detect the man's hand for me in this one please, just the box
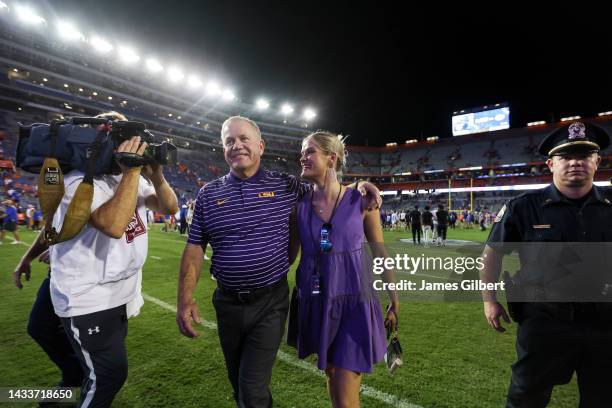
[116,136,147,174]
[13,256,32,289]
[484,300,510,332]
[358,181,382,210]
[38,250,50,264]
[177,299,202,338]
[142,162,163,181]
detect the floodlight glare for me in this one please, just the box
[15,5,45,25]
[256,99,270,110]
[205,81,221,96]
[303,108,316,120]
[90,36,113,53]
[281,104,294,115]
[167,67,185,82]
[57,21,84,42]
[118,47,140,64]
[222,89,235,101]
[187,75,203,89]
[0,2,8,11]
[145,58,164,73]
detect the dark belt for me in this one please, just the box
[217,276,287,303]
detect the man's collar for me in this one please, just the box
[227,167,265,184]
[542,183,608,206]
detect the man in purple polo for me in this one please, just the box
[177,116,379,407]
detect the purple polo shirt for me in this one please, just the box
[188,168,308,290]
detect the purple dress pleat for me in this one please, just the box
[292,188,387,373]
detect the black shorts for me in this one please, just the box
[2,221,17,232]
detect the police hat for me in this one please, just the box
[538,121,610,156]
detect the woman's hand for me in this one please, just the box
[385,301,400,332]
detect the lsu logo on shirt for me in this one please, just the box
[258,192,275,198]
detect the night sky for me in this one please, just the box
[46,1,612,146]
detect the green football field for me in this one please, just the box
[0,227,579,407]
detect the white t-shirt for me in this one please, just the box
[50,171,155,318]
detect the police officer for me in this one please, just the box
[481,121,612,407]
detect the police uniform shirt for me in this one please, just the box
[487,184,612,251]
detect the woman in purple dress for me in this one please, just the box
[289,131,399,407]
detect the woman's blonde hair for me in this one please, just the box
[303,131,347,172]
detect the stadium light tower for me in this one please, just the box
[187,75,203,89]
[15,5,46,25]
[205,81,221,96]
[57,21,84,42]
[281,104,294,115]
[256,98,270,110]
[90,35,113,53]
[303,108,316,121]
[222,89,235,102]
[145,58,164,73]
[167,67,185,83]
[118,47,140,65]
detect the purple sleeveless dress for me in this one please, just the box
[292,188,386,373]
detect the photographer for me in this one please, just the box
[15,111,178,408]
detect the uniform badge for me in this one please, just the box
[494,204,506,223]
[216,199,228,205]
[258,192,275,198]
[568,122,586,140]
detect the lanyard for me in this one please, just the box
[308,185,343,275]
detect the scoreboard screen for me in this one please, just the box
[452,106,510,136]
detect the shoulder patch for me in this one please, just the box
[494,204,506,223]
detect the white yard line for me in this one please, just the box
[142,293,422,408]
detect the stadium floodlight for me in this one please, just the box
[107,96,112,100]
[386,142,397,147]
[281,104,294,115]
[92,91,98,96]
[598,111,612,117]
[90,36,113,53]
[42,78,48,82]
[256,98,270,110]
[15,5,45,25]
[57,21,84,42]
[303,108,316,121]
[205,81,221,96]
[560,115,581,122]
[459,166,483,171]
[63,83,69,88]
[167,66,185,83]
[118,47,140,65]
[405,139,417,144]
[78,88,83,92]
[222,89,235,101]
[426,136,439,142]
[145,58,164,73]
[187,75,202,89]
[527,120,546,127]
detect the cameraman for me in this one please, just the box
[15,111,178,408]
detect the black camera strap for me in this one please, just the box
[83,128,110,184]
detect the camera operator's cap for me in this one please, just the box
[538,121,611,156]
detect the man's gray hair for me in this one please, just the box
[221,116,262,141]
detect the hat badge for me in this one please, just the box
[568,122,586,140]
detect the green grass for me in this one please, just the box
[0,227,579,407]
